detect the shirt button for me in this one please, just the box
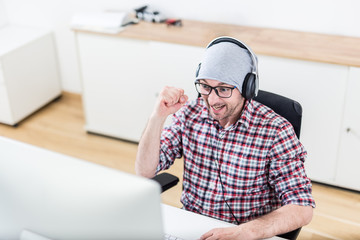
[219,132,225,139]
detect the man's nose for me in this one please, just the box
[208,89,221,103]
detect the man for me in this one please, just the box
[135,36,315,240]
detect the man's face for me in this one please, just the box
[200,79,245,128]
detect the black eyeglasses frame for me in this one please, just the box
[194,81,237,98]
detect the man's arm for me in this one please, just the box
[200,204,313,240]
[135,86,188,178]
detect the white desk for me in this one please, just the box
[162,204,284,240]
[0,136,283,240]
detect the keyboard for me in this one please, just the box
[164,233,185,240]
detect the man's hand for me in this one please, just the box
[153,86,188,119]
[200,226,254,240]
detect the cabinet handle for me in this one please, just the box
[346,128,360,140]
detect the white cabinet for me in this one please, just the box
[257,55,349,185]
[0,25,61,125]
[258,57,360,191]
[335,67,360,190]
[76,31,360,191]
[76,32,201,142]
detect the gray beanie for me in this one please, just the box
[195,41,253,93]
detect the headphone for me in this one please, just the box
[196,36,259,100]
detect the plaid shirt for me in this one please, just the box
[157,98,315,224]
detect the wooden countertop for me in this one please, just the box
[74,19,360,67]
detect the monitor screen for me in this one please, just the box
[0,136,164,240]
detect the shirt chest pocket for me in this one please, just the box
[219,156,269,196]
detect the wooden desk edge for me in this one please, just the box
[73,19,360,67]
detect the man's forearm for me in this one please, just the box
[135,86,188,178]
[200,204,313,240]
[135,115,166,178]
[241,204,313,239]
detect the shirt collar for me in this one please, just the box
[238,100,252,129]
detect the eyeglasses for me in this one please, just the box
[195,82,237,98]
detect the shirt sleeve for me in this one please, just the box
[156,111,184,173]
[268,122,316,208]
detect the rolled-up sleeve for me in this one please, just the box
[156,113,184,173]
[268,123,316,208]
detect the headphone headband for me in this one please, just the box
[202,36,259,99]
[206,36,258,79]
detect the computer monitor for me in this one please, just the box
[0,136,164,240]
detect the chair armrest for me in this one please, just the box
[152,172,179,193]
[277,227,302,240]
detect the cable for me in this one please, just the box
[214,157,240,225]
[213,133,241,224]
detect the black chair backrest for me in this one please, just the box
[253,90,302,139]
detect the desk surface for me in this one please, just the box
[74,19,360,67]
[162,204,284,240]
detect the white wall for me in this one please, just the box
[0,0,8,28]
[2,0,360,93]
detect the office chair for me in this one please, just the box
[152,90,303,240]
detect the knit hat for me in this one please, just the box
[195,39,253,94]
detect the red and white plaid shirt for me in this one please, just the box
[157,98,315,224]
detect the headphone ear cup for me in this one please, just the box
[242,73,256,100]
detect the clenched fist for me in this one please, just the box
[153,86,189,119]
